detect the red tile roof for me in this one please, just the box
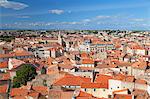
[0,61,8,68]
[78,91,93,97]
[124,76,135,82]
[28,91,39,98]
[132,89,147,96]
[58,63,74,69]
[0,73,10,80]
[0,50,33,58]
[81,83,107,89]
[81,52,89,58]
[111,73,135,82]
[0,84,8,94]
[32,86,48,96]
[12,96,26,99]
[49,89,74,99]
[54,74,91,86]
[10,88,28,97]
[95,74,113,89]
[79,67,95,71]
[115,61,133,67]
[113,89,128,94]
[135,79,147,84]
[129,44,145,50]
[113,73,126,81]
[132,61,147,69]
[114,94,132,99]
[82,59,94,64]
[76,91,103,99]
[14,50,33,57]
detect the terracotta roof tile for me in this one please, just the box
[58,63,74,69]
[81,83,107,88]
[113,73,126,81]
[77,91,103,99]
[0,73,10,80]
[0,61,8,68]
[95,74,113,88]
[113,89,129,94]
[28,91,39,98]
[114,94,132,99]
[116,61,133,67]
[79,67,95,71]
[0,50,33,58]
[112,74,135,82]
[129,44,145,50]
[12,96,26,99]
[78,91,93,97]
[49,89,74,99]
[132,61,147,69]
[10,88,28,97]
[54,74,91,86]
[135,79,147,84]
[133,89,148,96]
[82,59,94,64]
[124,76,135,82]
[0,84,8,94]
[32,86,48,95]
[81,52,89,58]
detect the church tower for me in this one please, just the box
[58,31,62,45]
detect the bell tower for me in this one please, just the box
[58,31,62,45]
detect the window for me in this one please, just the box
[103,89,105,91]
[108,95,112,98]
[117,86,119,88]
[85,88,87,92]
[94,89,96,91]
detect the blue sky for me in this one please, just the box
[0,0,150,30]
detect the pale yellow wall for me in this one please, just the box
[81,88,111,98]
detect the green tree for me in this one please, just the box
[13,64,37,88]
[41,67,46,74]
[0,36,15,42]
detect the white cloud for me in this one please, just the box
[131,18,145,22]
[0,0,28,10]
[0,13,30,18]
[16,15,30,18]
[79,15,115,24]
[83,19,91,22]
[46,21,81,25]
[49,9,64,15]
[96,15,111,19]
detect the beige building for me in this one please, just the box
[81,83,111,98]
